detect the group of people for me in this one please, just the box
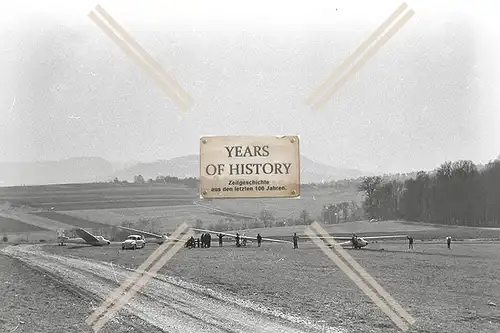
[185,232,300,249]
[232,233,250,247]
[185,233,212,249]
[186,231,452,251]
[233,233,264,247]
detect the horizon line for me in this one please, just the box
[0,153,497,178]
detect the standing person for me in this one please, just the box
[207,233,212,248]
[196,237,200,248]
[218,233,223,247]
[200,233,205,248]
[235,233,241,247]
[293,233,299,249]
[407,236,414,249]
[446,236,452,249]
[242,234,247,247]
[351,234,356,249]
[257,233,262,247]
[187,236,195,249]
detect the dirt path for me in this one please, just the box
[0,252,155,333]
[1,244,346,333]
[0,212,74,231]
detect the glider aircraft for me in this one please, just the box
[57,228,111,246]
[192,228,293,246]
[114,227,406,250]
[117,226,183,244]
[307,234,408,249]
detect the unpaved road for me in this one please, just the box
[0,251,153,333]
[1,244,345,333]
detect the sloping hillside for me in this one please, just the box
[0,157,115,186]
[112,154,366,183]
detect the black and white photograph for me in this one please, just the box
[0,0,499,332]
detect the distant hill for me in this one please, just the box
[8,154,495,187]
[0,155,368,186]
[111,155,200,181]
[111,154,367,183]
[0,157,116,186]
[300,155,369,183]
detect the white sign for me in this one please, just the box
[200,135,300,199]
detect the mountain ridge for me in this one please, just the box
[0,155,368,186]
[110,154,368,184]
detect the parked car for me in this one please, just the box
[122,235,145,250]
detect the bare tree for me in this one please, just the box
[322,204,339,224]
[357,176,383,219]
[133,175,146,184]
[259,209,275,228]
[299,209,311,225]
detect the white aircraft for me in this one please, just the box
[192,228,293,246]
[57,228,111,246]
[117,226,182,245]
[308,234,408,249]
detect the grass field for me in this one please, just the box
[43,238,500,332]
[207,187,363,219]
[232,220,500,241]
[0,183,361,213]
[58,205,232,228]
[0,216,48,233]
[32,212,112,229]
[0,183,362,235]
[3,182,499,245]
[0,183,196,210]
[3,182,500,331]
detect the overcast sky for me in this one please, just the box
[0,0,498,174]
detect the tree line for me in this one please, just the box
[358,158,500,227]
[110,175,198,188]
[192,202,365,232]
[321,201,364,224]
[308,172,421,190]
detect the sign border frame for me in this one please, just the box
[199,135,301,200]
